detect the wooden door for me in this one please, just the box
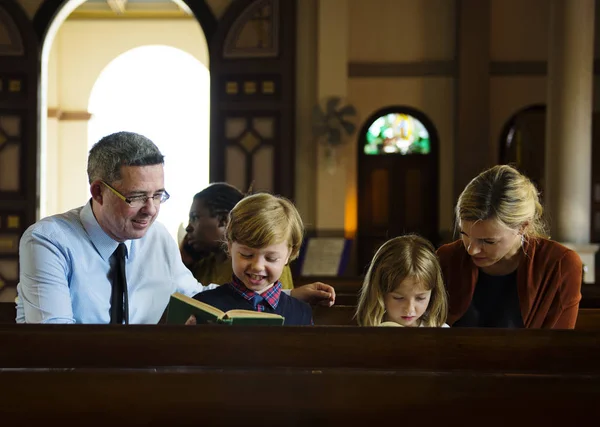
[357,108,439,274]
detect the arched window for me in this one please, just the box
[363,112,431,156]
[357,106,439,274]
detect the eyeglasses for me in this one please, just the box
[101,181,170,209]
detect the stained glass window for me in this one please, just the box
[364,113,430,155]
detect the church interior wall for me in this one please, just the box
[7,0,600,255]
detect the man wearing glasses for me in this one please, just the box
[16,131,334,324]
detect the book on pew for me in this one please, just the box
[166,292,285,325]
[379,321,404,327]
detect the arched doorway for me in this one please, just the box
[499,104,546,195]
[499,104,600,243]
[87,45,210,241]
[38,1,211,221]
[356,106,440,274]
[0,0,298,302]
[35,0,297,200]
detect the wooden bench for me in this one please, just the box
[312,305,600,329]
[0,301,14,324]
[2,368,598,424]
[2,326,599,372]
[313,305,357,325]
[298,277,600,308]
[575,308,600,330]
[4,302,600,329]
[0,326,600,424]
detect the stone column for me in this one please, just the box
[545,0,597,284]
[545,0,595,244]
[315,0,348,233]
[454,0,491,201]
[295,0,318,231]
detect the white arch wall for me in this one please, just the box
[44,19,208,217]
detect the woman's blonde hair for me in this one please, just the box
[225,193,304,261]
[356,235,448,327]
[456,164,548,239]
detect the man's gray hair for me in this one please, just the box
[87,131,165,184]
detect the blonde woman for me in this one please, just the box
[356,235,449,327]
[438,165,582,328]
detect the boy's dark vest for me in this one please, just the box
[194,284,313,326]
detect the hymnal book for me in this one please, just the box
[379,321,404,327]
[166,292,285,325]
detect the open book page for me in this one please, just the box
[167,293,285,325]
[224,315,285,326]
[223,310,284,325]
[167,292,224,324]
[224,309,283,319]
[379,321,405,327]
[171,292,224,316]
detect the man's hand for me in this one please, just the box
[291,282,335,307]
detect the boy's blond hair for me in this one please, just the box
[225,193,304,260]
[356,235,448,327]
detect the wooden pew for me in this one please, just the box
[1,326,600,424]
[296,275,363,293]
[313,306,600,329]
[1,325,599,372]
[581,284,600,307]
[0,301,14,324]
[2,368,599,425]
[4,302,600,329]
[313,305,357,325]
[298,276,600,308]
[576,308,600,330]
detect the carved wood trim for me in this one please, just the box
[47,109,92,121]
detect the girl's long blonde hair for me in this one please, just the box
[356,235,448,327]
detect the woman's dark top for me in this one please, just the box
[453,270,524,328]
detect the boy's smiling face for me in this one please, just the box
[228,240,291,293]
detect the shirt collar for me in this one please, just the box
[80,199,131,262]
[229,275,282,309]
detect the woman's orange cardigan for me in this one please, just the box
[436,238,583,329]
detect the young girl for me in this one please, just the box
[192,192,313,325]
[356,235,449,327]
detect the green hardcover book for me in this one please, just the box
[166,292,285,325]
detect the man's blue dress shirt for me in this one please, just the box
[16,201,215,324]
